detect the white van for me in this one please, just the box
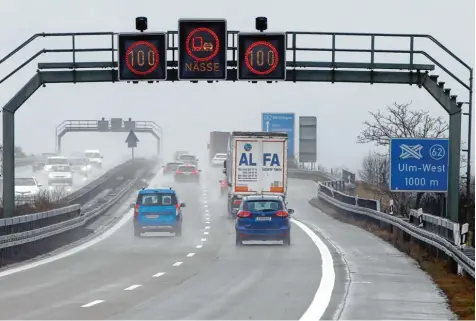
[44,156,70,172]
[84,149,103,168]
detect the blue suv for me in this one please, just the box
[132,187,186,237]
[235,195,294,246]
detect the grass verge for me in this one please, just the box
[311,198,475,320]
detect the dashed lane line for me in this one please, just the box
[172,262,183,267]
[81,300,104,308]
[124,284,142,291]
[186,253,195,257]
[201,238,207,242]
[205,226,210,229]
[196,244,203,249]
[152,272,166,278]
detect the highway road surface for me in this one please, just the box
[0,168,455,320]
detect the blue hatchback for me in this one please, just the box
[235,195,294,246]
[132,187,186,237]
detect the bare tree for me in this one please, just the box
[357,101,448,145]
[359,151,389,190]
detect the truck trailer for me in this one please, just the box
[208,131,230,162]
[225,131,288,218]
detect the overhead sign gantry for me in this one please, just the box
[0,16,472,221]
[55,118,162,155]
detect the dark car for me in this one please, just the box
[68,157,91,177]
[162,162,184,175]
[174,164,201,183]
[235,195,293,246]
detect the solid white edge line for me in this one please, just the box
[0,209,133,279]
[173,261,183,266]
[152,272,166,278]
[124,284,142,291]
[81,300,104,308]
[292,218,335,321]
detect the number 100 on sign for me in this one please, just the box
[118,33,167,81]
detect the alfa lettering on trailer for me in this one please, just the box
[239,153,281,167]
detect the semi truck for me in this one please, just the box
[224,131,288,218]
[208,131,230,162]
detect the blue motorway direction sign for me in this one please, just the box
[261,113,295,158]
[390,138,449,192]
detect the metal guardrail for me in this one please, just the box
[0,158,156,251]
[286,168,475,278]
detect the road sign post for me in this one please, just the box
[261,113,295,159]
[390,138,449,193]
[126,130,139,160]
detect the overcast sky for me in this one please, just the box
[0,0,474,172]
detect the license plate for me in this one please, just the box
[146,215,159,219]
[255,217,271,221]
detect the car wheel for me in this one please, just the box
[235,233,243,246]
[134,228,141,237]
[283,233,291,246]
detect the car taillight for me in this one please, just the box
[233,200,242,205]
[193,170,199,174]
[175,203,180,215]
[275,210,289,217]
[237,210,251,218]
[134,204,139,219]
[176,170,183,174]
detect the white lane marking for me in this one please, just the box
[201,238,207,242]
[152,272,166,278]
[292,219,335,321]
[204,231,209,235]
[124,284,142,291]
[204,209,209,213]
[173,261,183,267]
[81,300,104,308]
[0,208,133,279]
[203,204,208,208]
[186,253,195,257]
[205,226,210,229]
[196,244,203,249]
[203,199,208,204]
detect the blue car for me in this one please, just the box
[235,195,294,246]
[132,187,186,237]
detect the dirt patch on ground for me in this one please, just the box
[311,198,475,320]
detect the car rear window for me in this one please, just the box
[179,155,196,161]
[137,193,178,206]
[165,163,182,170]
[177,166,196,173]
[243,200,283,212]
[46,158,69,165]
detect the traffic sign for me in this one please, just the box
[390,138,449,192]
[126,130,139,148]
[118,33,167,81]
[261,113,295,158]
[178,19,227,80]
[238,32,286,81]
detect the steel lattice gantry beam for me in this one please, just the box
[0,31,472,220]
[55,119,162,155]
